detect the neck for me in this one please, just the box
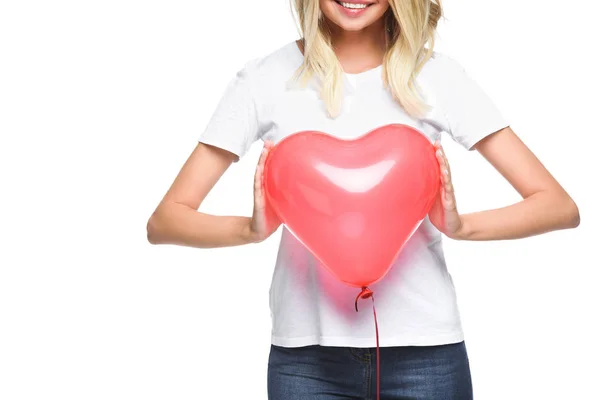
[326,20,388,73]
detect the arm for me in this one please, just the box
[441,126,580,241]
[146,141,277,248]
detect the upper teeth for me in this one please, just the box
[340,2,367,9]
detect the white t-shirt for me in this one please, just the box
[198,40,508,348]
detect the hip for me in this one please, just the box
[267,341,473,400]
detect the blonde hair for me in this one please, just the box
[289,0,443,118]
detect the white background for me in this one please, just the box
[1,0,598,399]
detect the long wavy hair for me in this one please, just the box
[289,0,443,118]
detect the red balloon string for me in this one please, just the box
[355,287,380,400]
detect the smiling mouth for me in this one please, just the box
[334,1,374,10]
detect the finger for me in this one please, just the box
[259,141,275,184]
[255,146,268,182]
[441,187,457,212]
[435,146,457,211]
[435,146,446,166]
[436,149,444,170]
[258,145,270,166]
[254,162,263,193]
[254,176,265,209]
[439,175,453,204]
[444,177,454,196]
[438,147,452,179]
[438,165,454,201]
[260,148,270,181]
[438,158,454,191]
[436,151,450,183]
[434,141,443,164]
[441,162,454,192]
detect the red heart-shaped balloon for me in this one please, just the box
[264,123,440,288]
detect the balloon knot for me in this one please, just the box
[355,286,373,312]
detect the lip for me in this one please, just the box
[335,0,374,4]
[334,0,374,17]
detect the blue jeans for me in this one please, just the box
[267,342,473,400]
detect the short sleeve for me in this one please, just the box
[197,59,265,161]
[437,54,509,150]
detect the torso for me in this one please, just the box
[253,40,464,348]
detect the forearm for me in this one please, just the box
[147,202,255,248]
[455,190,580,241]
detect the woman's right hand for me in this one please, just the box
[248,140,282,243]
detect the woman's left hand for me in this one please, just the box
[428,141,464,239]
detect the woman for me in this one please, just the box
[147,0,580,398]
